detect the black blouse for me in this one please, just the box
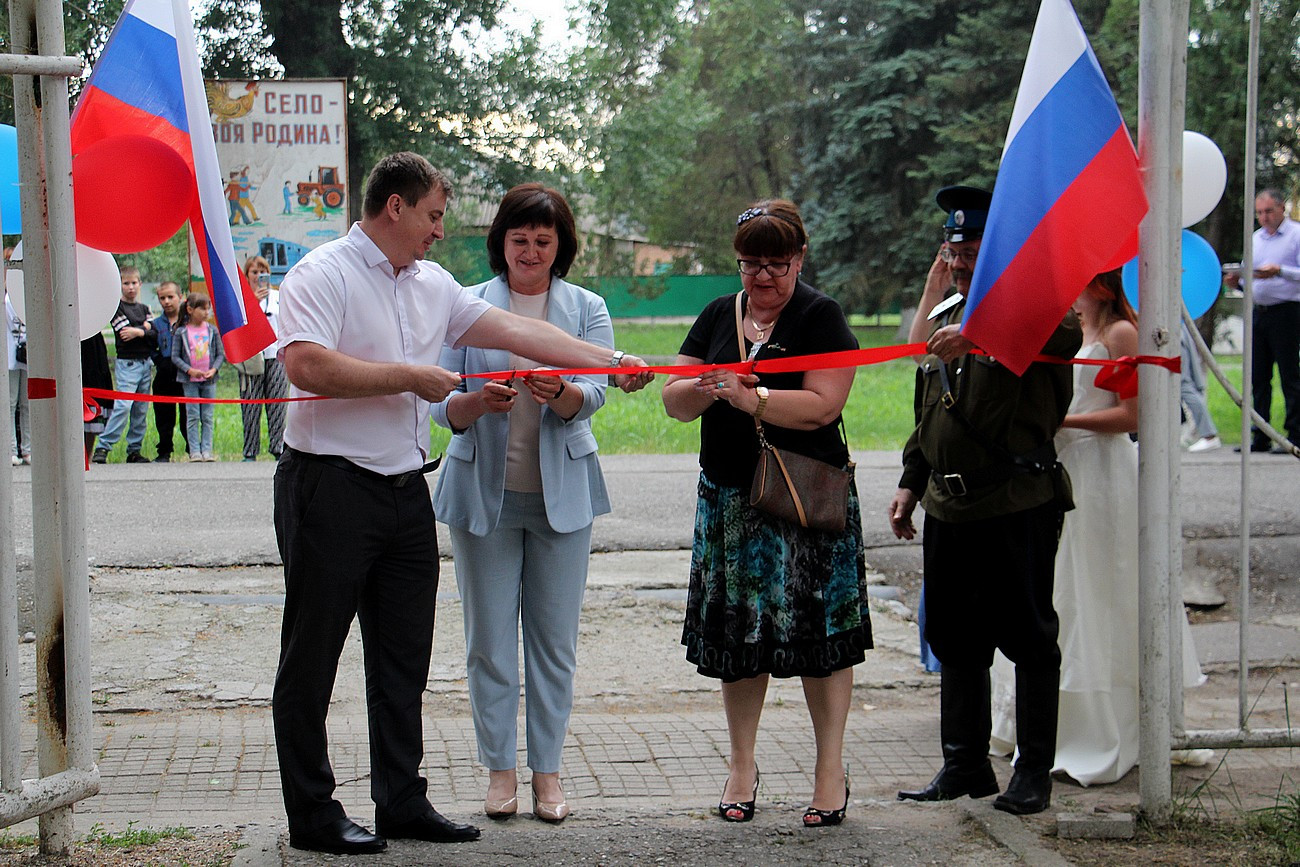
[680,281,858,488]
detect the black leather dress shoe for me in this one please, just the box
[376,808,481,843]
[288,817,387,854]
[992,769,1052,815]
[898,762,999,802]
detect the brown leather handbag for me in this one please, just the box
[732,291,852,532]
[750,422,851,532]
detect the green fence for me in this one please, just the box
[434,237,740,318]
[584,275,739,318]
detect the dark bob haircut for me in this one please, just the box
[734,199,807,260]
[486,183,579,279]
[362,152,452,219]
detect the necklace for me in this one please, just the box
[749,315,776,341]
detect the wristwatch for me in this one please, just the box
[753,386,769,419]
[607,349,625,386]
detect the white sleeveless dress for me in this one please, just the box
[988,341,1204,786]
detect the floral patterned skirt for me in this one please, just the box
[681,472,873,681]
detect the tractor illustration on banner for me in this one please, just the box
[297,166,345,210]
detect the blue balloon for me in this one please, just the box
[1120,229,1221,318]
[0,124,18,234]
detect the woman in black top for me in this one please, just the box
[662,200,871,828]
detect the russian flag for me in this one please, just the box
[70,0,273,363]
[961,0,1146,376]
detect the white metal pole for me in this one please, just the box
[1137,0,1176,823]
[1167,0,1189,738]
[7,0,87,850]
[1239,0,1260,733]
[37,0,91,778]
[0,208,17,794]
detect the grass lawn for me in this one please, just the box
[92,322,1269,461]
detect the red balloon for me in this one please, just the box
[72,135,194,253]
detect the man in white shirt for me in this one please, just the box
[273,152,650,855]
[1228,189,1300,453]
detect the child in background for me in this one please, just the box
[93,266,156,463]
[171,292,224,462]
[151,281,189,461]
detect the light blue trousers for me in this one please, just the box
[450,490,591,773]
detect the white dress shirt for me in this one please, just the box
[1252,217,1300,306]
[277,223,491,474]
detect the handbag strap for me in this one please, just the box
[737,290,809,525]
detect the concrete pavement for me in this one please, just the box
[3,448,1300,864]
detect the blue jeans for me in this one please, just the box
[98,358,153,453]
[181,380,216,455]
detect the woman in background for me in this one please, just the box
[234,256,287,461]
[989,270,1205,785]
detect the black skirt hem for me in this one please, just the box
[682,624,873,682]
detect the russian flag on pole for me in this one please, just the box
[70,0,274,363]
[961,0,1146,376]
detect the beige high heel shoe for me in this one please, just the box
[484,793,518,818]
[531,778,570,823]
[484,773,518,818]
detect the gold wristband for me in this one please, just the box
[753,386,769,419]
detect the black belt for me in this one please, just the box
[930,443,1057,498]
[287,446,441,488]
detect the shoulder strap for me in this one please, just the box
[936,358,1052,473]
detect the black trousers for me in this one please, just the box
[921,501,1063,671]
[1251,301,1300,445]
[272,449,440,834]
[152,361,187,457]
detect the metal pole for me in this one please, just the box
[1239,0,1261,734]
[37,0,91,779]
[8,0,90,850]
[1167,0,1190,737]
[0,213,17,794]
[1137,0,1176,823]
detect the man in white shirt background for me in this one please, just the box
[1228,188,1300,453]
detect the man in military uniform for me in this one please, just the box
[889,186,1082,816]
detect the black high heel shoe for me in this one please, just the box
[803,783,850,828]
[717,766,760,823]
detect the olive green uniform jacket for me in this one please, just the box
[898,307,1083,523]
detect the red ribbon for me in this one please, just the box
[49,341,1179,416]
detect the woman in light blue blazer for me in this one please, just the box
[432,184,650,824]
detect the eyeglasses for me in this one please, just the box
[940,247,979,265]
[737,259,793,277]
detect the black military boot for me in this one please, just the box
[899,666,1000,802]
[994,666,1059,815]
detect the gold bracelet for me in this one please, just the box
[753,386,769,419]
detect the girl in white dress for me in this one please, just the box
[989,270,1204,786]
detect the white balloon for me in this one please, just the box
[1183,130,1228,228]
[6,240,121,341]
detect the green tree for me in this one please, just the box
[792,0,979,314]
[573,0,803,277]
[1101,0,1300,268]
